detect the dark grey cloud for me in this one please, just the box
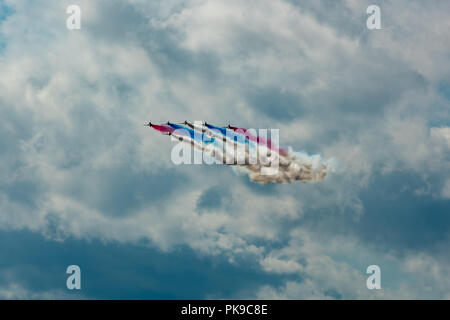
[294,169,450,257]
[0,229,285,299]
[65,166,188,217]
[245,87,305,121]
[197,185,231,212]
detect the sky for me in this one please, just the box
[0,0,449,299]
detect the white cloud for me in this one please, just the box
[431,127,450,148]
[0,282,83,300]
[440,180,450,200]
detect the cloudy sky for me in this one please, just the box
[0,0,449,299]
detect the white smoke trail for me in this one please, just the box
[192,122,259,165]
[232,147,335,184]
[170,125,335,184]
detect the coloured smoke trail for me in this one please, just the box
[145,121,334,184]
